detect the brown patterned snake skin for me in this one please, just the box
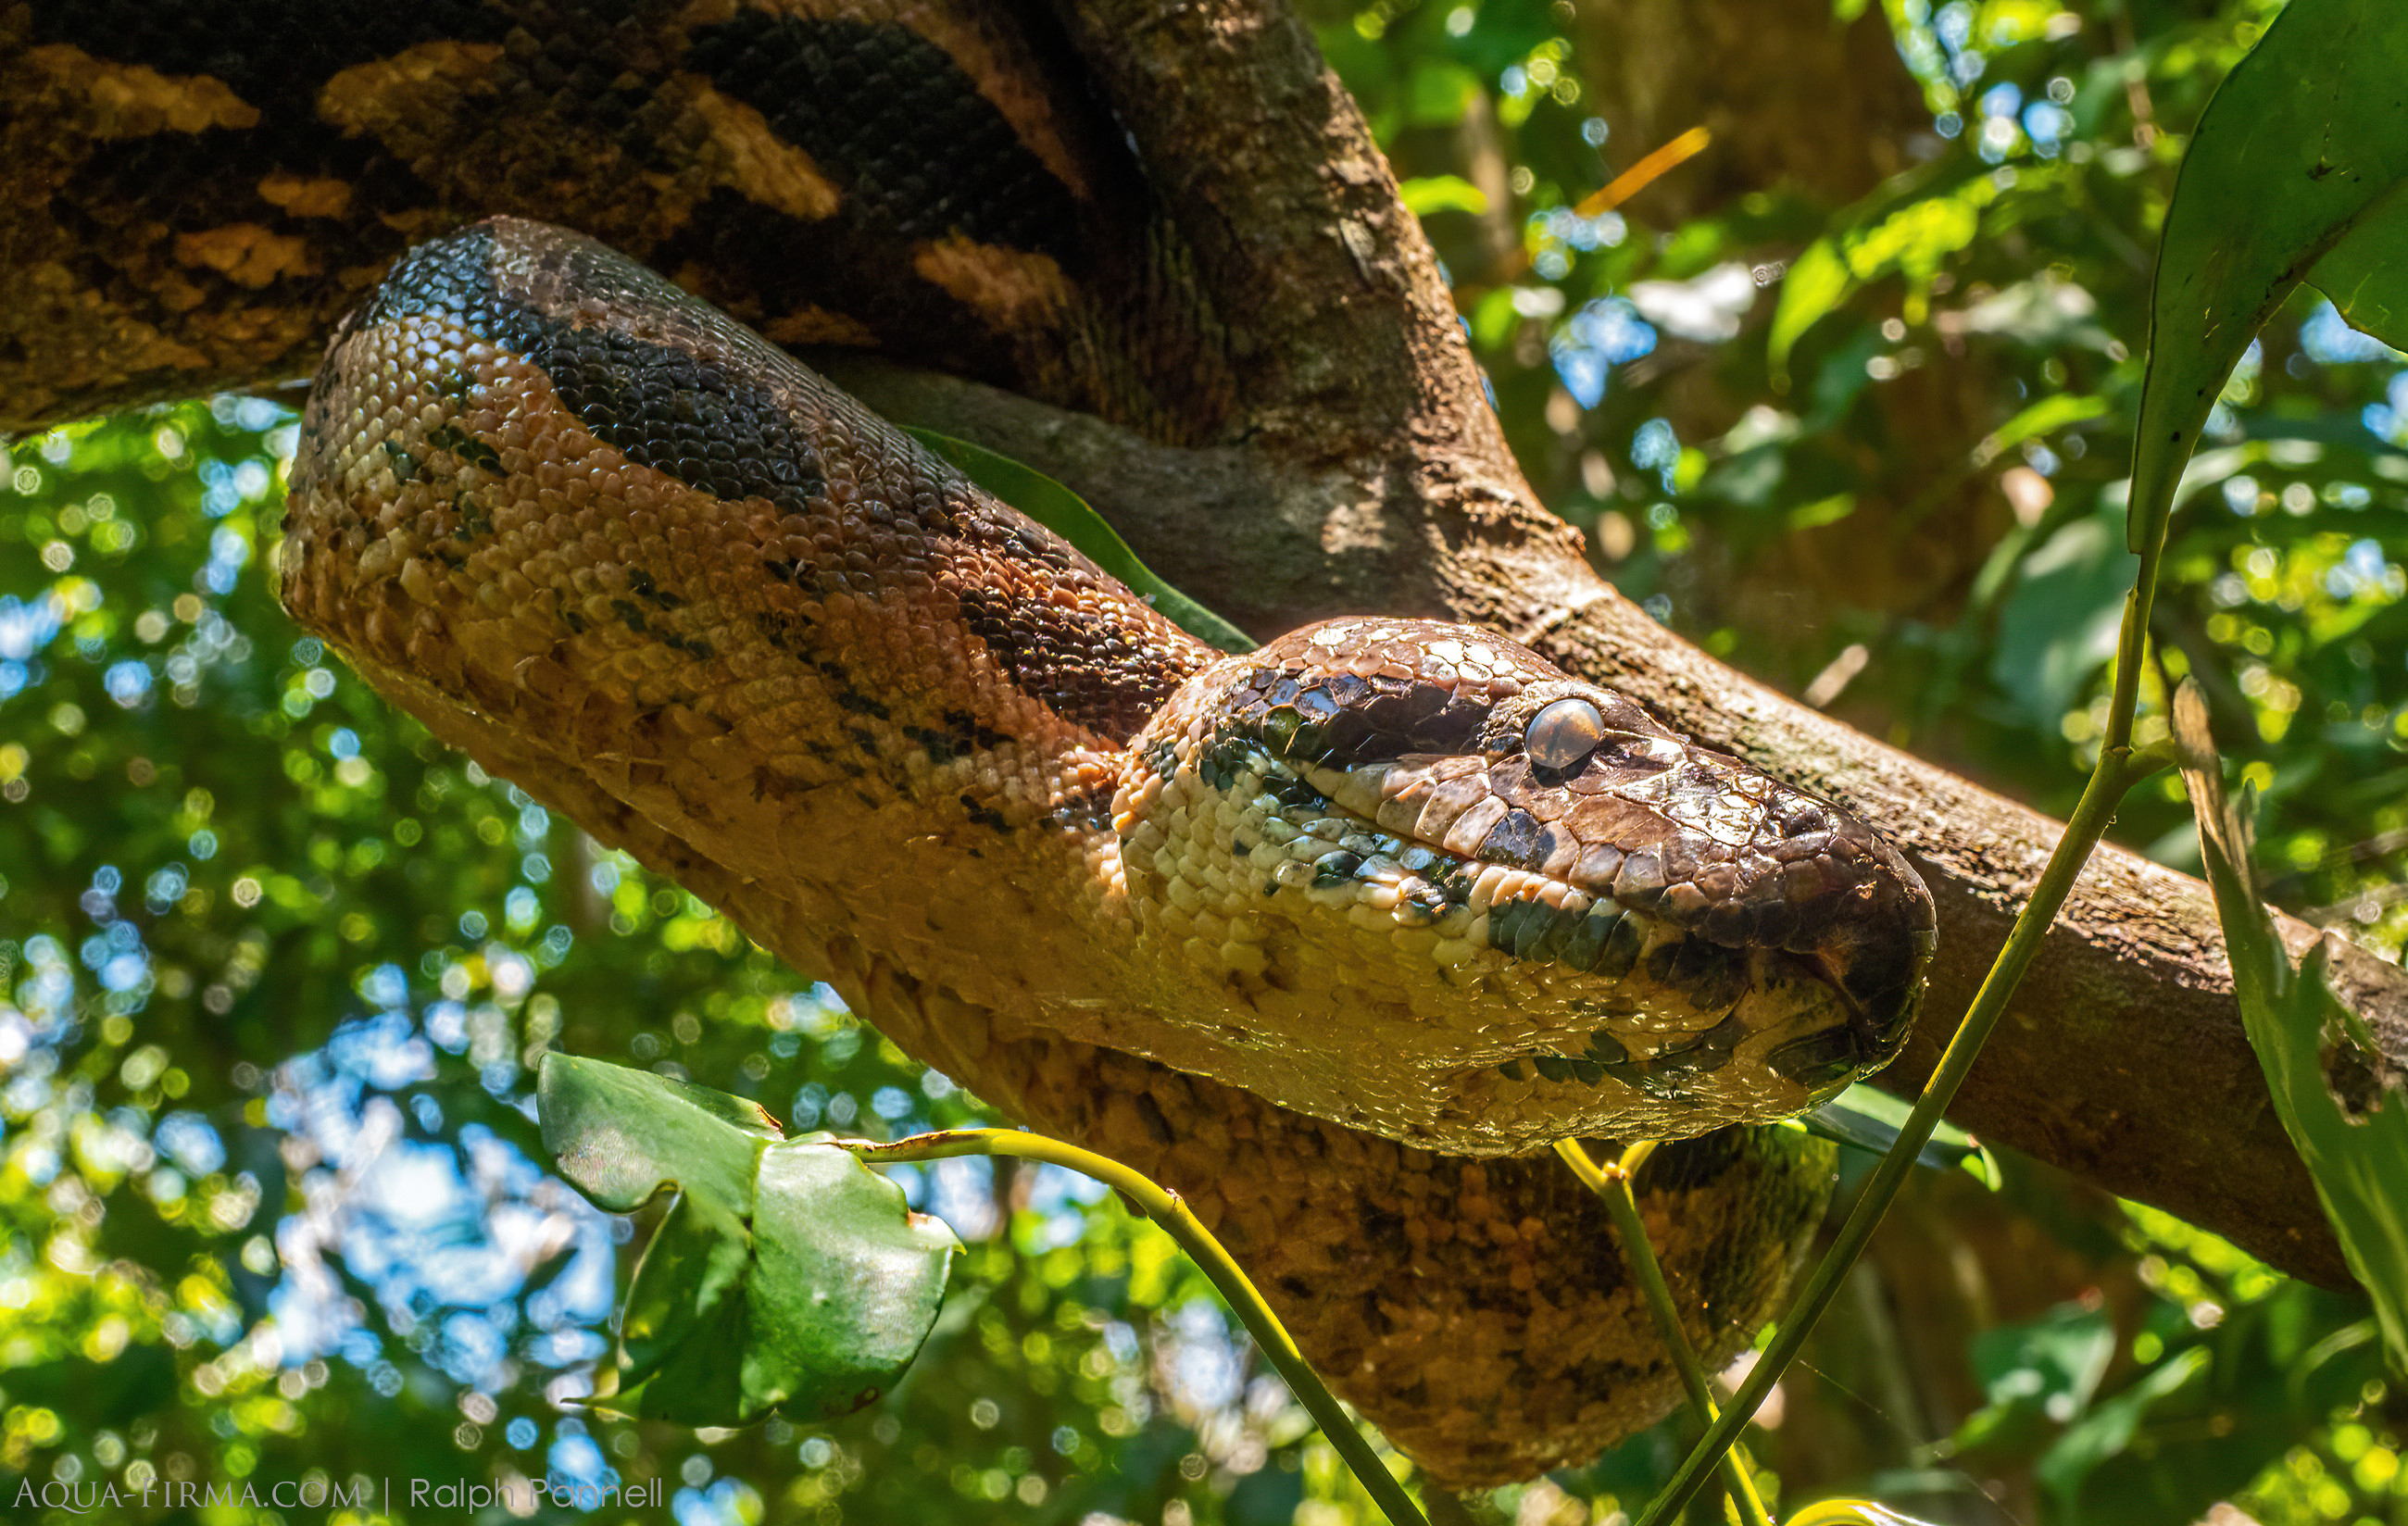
[282,217,1933,1470]
[13,0,1940,1482]
[285,219,1935,1154]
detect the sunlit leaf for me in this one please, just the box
[1784,1500,1942,1526]
[2314,171,2408,350]
[1399,175,1491,217]
[2126,0,2408,556]
[1800,1082,2001,1186]
[539,1054,961,1425]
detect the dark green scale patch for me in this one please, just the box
[1310,851,1364,888]
[1045,785,1115,834]
[451,494,495,542]
[1487,897,1642,979]
[1264,771,1331,816]
[1423,857,1475,905]
[428,423,500,473]
[1477,808,1547,869]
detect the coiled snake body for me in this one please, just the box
[284,218,1936,1154]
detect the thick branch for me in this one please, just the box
[822,355,2408,1289]
[5,0,2400,1455]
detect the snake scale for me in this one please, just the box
[284,218,1936,1153]
[13,0,1938,1481]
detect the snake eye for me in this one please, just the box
[1524,697,1605,769]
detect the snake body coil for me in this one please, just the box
[284,218,1936,1153]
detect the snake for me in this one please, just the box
[281,216,1938,1157]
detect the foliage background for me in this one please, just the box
[2,0,2404,1521]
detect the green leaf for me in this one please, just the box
[2312,201,2408,350]
[2035,1347,2211,1505]
[1399,175,1490,218]
[1767,237,1851,382]
[2174,682,2408,1377]
[1988,504,2138,730]
[538,1054,961,1426]
[902,428,1257,654]
[1784,1499,1943,1526]
[1800,1082,2001,1187]
[2126,0,2408,557]
[1969,394,2110,471]
[1949,1301,2115,1458]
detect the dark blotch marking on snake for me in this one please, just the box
[955,586,1182,742]
[687,14,1084,262]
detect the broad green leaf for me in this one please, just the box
[2126,0,2408,557]
[1800,1082,2001,1187]
[2174,682,2408,1377]
[2310,196,2408,350]
[538,1054,961,1426]
[903,427,1257,654]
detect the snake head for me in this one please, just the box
[1115,616,1937,1146]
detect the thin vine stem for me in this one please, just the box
[1636,567,2172,1523]
[847,1128,1431,1526]
[1553,1139,1773,1526]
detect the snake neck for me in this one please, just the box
[295,216,1210,796]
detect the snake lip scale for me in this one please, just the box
[282,217,1938,1155]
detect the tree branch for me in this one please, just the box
[7,0,2403,1481]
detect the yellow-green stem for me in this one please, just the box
[847,1129,1430,1526]
[1554,1139,1772,1526]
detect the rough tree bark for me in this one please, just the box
[6,0,2406,1484]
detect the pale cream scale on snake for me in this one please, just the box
[281,217,1937,1154]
